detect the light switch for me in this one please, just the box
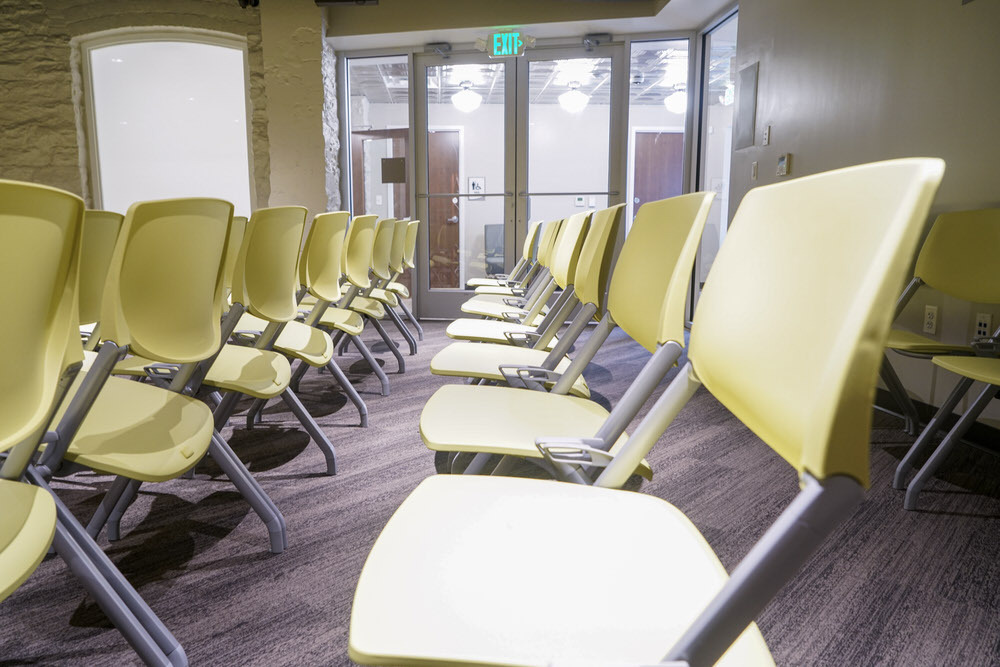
[588,196,596,207]
[751,161,758,180]
[777,153,791,177]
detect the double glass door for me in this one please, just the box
[413,44,623,317]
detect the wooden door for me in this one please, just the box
[427,129,460,289]
[632,131,683,211]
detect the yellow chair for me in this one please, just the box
[385,219,423,341]
[457,217,569,321]
[349,158,946,667]
[429,204,625,399]
[241,210,369,427]
[0,181,190,665]
[343,217,409,374]
[64,200,288,554]
[423,193,713,479]
[78,210,124,350]
[466,219,543,292]
[880,208,1000,437]
[364,218,420,355]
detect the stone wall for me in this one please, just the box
[0,0,271,208]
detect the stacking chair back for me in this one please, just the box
[370,218,397,282]
[344,214,380,290]
[607,194,714,353]
[571,204,625,314]
[912,208,1000,301]
[102,198,233,364]
[222,216,248,300]
[0,180,84,454]
[301,211,350,302]
[402,219,419,270]
[548,210,590,290]
[687,160,945,488]
[78,210,124,328]
[232,207,308,324]
[534,219,562,269]
[388,218,409,275]
[523,219,543,263]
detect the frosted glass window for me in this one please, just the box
[89,40,252,216]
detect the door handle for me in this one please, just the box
[447,216,459,223]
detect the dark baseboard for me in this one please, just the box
[874,388,1000,456]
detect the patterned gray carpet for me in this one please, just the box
[2,321,999,665]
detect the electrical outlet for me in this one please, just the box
[976,312,992,338]
[923,305,938,335]
[762,124,771,146]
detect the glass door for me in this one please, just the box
[515,46,624,249]
[413,53,516,316]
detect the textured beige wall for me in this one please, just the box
[259,0,330,217]
[0,0,270,208]
[733,0,1000,416]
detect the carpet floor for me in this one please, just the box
[2,320,999,666]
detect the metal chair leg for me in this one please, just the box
[245,397,268,429]
[288,358,311,393]
[326,360,368,426]
[106,478,142,542]
[904,383,998,510]
[350,334,390,396]
[397,299,424,341]
[209,431,287,553]
[86,474,131,539]
[386,305,417,355]
[27,468,187,666]
[370,317,405,373]
[880,355,922,435]
[893,376,974,489]
[280,388,337,475]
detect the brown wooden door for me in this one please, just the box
[427,129,460,289]
[632,131,683,211]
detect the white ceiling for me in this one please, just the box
[328,0,736,52]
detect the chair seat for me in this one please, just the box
[473,285,518,296]
[386,281,409,299]
[0,480,56,604]
[53,374,213,482]
[461,295,533,321]
[886,328,972,355]
[368,288,399,308]
[238,314,333,368]
[349,475,772,667]
[430,343,589,399]
[933,355,1000,384]
[351,296,386,319]
[318,307,365,336]
[115,346,290,400]
[466,277,506,288]
[446,319,557,350]
[420,385,650,479]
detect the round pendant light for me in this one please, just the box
[558,81,589,113]
[451,81,482,113]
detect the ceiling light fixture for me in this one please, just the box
[558,81,589,113]
[664,90,687,114]
[451,81,482,113]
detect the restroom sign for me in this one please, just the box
[489,31,525,58]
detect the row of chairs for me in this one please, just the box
[347,158,946,666]
[0,182,422,665]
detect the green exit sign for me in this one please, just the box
[489,31,525,58]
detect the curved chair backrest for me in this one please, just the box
[344,214,380,289]
[573,204,625,313]
[102,197,233,365]
[535,219,562,268]
[78,210,124,326]
[223,215,248,299]
[402,219,420,270]
[913,208,1000,303]
[607,193,714,352]
[0,180,84,454]
[233,206,308,323]
[549,210,591,289]
[523,219,543,262]
[388,218,409,274]
[370,217,397,281]
[304,211,351,302]
[689,158,945,486]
